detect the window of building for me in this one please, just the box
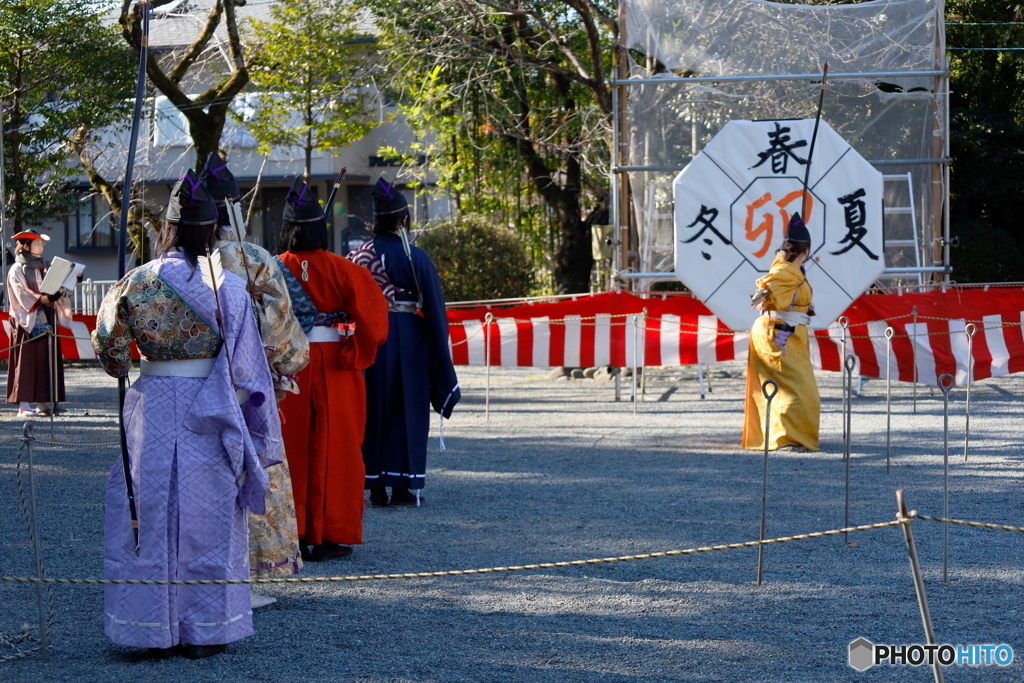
[368,155,427,167]
[66,193,115,252]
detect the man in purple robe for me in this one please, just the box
[92,168,282,659]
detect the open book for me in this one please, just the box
[40,257,85,296]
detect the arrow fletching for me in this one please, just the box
[227,201,246,239]
[197,248,225,291]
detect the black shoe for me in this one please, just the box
[308,542,354,561]
[179,643,227,660]
[389,488,420,507]
[369,488,389,507]
[299,540,312,562]
[148,647,177,660]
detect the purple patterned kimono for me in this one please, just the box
[92,252,282,649]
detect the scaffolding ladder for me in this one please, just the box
[640,181,675,291]
[878,172,923,287]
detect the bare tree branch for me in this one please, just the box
[168,0,222,85]
[120,0,250,171]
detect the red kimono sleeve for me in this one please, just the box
[338,261,389,370]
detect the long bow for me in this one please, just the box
[799,62,829,227]
[115,1,151,556]
[323,167,347,219]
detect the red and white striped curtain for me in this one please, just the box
[0,314,101,361]
[9,288,1024,388]
[447,289,1024,387]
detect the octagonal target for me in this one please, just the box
[673,119,884,331]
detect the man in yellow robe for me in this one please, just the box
[742,214,820,452]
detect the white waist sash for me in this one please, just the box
[140,357,216,377]
[306,325,341,343]
[764,310,811,327]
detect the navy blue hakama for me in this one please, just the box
[360,234,460,490]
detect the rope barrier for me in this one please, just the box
[917,515,1024,534]
[0,519,904,586]
[35,438,121,448]
[0,328,91,357]
[2,513,1018,589]
[4,514,1004,588]
[43,314,1024,340]
[0,333,53,357]
[0,424,122,449]
[447,313,1024,340]
[917,314,1024,326]
[447,321,485,348]
[444,284,1024,310]
[2,493,1022,668]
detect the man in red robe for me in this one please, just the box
[274,178,389,561]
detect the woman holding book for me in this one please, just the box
[6,229,71,417]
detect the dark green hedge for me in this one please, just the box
[418,217,535,302]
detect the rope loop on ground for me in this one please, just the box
[1,441,56,664]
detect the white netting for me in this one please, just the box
[622,0,946,283]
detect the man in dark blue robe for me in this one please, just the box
[348,178,460,507]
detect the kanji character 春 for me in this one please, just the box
[750,123,809,175]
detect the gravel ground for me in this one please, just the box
[1,362,1023,682]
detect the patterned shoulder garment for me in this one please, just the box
[347,240,408,307]
[273,255,344,334]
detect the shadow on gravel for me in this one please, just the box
[2,367,1024,681]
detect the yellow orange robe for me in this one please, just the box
[742,253,820,451]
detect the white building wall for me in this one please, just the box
[27,103,449,286]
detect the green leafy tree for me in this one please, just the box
[0,0,134,232]
[417,216,535,301]
[243,0,380,182]
[369,0,616,293]
[946,3,1024,281]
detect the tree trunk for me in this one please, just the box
[9,51,24,233]
[304,117,313,184]
[551,192,593,294]
[121,0,248,175]
[516,143,592,293]
[72,128,152,265]
[502,78,594,293]
[189,108,225,174]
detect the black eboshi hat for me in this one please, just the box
[785,212,811,243]
[371,177,409,216]
[282,177,326,228]
[166,169,218,227]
